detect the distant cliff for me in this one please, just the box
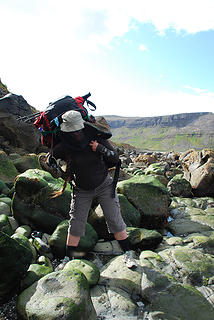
[105,112,212,129]
[105,112,214,152]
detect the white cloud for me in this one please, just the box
[1,1,214,117]
[139,44,148,51]
[93,86,214,117]
[2,0,214,54]
[1,0,214,63]
[184,85,214,97]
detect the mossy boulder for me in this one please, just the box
[12,169,71,234]
[189,213,214,229]
[0,201,11,216]
[168,218,212,236]
[127,227,163,250]
[99,254,141,295]
[49,220,98,258]
[118,194,142,227]
[167,174,193,197]
[144,162,167,176]
[172,247,214,285]
[157,246,214,286]
[184,232,214,255]
[140,267,214,320]
[15,225,31,237]
[12,153,41,173]
[12,195,63,234]
[0,151,19,183]
[0,196,12,206]
[0,214,13,236]
[0,231,33,303]
[64,259,100,287]
[20,262,53,291]
[153,174,168,186]
[17,270,97,320]
[117,175,171,229]
[0,178,11,196]
[11,233,37,263]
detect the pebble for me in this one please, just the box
[0,295,17,320]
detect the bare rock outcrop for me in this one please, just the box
[180,149,214,197]
[0,93,43,154]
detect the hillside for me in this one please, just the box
[105,112,214,152]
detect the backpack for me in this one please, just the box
[33,93,96,148]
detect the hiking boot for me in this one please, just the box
[123,250,137,269]
[38,154,62,179]
[55,256,70,271]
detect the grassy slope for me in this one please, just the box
[110,113,214,152]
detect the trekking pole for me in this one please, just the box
[18,112,41,122]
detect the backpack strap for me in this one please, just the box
[81,92,97,111]
[111,159,121,198]
[86,99,96,111]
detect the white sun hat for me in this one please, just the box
[60,110,84,132]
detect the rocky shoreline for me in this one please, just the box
[0,92,214,319]
[0,147,214,319]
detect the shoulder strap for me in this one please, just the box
[111,159,121,198]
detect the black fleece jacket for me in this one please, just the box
[52,128,119,190]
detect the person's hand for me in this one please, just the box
[89,140,98,151]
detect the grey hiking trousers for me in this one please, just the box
[68,174,126,237]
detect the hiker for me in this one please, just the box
[43,110,137,269]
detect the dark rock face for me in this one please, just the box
[0,94,43,153]
[0,93,35,117]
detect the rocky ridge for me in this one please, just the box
[105,112,211,129]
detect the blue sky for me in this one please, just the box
[1,0,214,117]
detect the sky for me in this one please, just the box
[1,0,214,117]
